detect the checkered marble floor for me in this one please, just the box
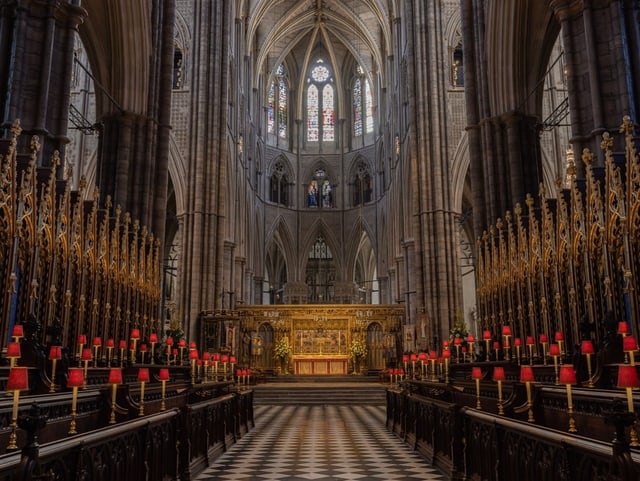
[194,405,447,481]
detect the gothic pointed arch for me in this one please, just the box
[304,160,335,209]
[268,155,294,206]
[349,156,374,207]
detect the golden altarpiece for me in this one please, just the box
[198,305,405,375]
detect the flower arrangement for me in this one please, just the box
[449,311,469,348]
[349,337,367,360]
[273,336,292,360]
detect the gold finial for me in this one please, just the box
[581,148,593,165]
[29,135,41,155]
[105,195,112,210]
[525,193,534,209]
[504,211,512,224]
[620,115,634,135]
[600,131,613,152]
[496,218,503,230]
[10,119,22,138]
[539,183,546,199]
[514,203,522,216]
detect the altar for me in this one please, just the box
[293,356,350,375]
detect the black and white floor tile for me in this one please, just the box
[194,405,447,481]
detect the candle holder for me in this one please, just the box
[429,351,437,381]
[502,326,512,361]
[190,350,199,384]
[493,367,505,415]
[48,346,62,392]
[512,338,520,365]
[467,335,475,361]
[80,348,92,389]
[137,368,149,416]
[165,336,174,363]
[472,367,483,409]
[410,353,417,379]
[526,336,535,363]
[443,350,451,383]
[230,355,236,381]
[203,353,211,382]
[67,368,84,434]
[76,334,86,362]
[483,331,491,362]
[493,341,501,362]
[581,340,595,387]
[213,353,220,381]
[454,338,461,363]
[106,339,115,365]
[555,331,565,356]
[6,341,21,367]
[418,352,427,378]
[520,365,535,422]
[11,324,24,342]
[539,334,548,365]
[130,329,140,362]
[617,364,640,446]
[92,337,101,368]
[139,343,147,364]
[149,333,158,364]
[6,367,29,450]
[549,344,561,385]
[623,336,637,365]
[559,365,577,433]
[402,354,408,375]
[178,339,186,365]
[119,340,126,368]
[108,368,122,424]
[159,368,170,410]
[222,354,229,381]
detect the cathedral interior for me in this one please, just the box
[1,1,640,480]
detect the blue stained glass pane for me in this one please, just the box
[354,78,363,136]
[308,84,319,141]
[322,84,334,141]
[267,82,275,134]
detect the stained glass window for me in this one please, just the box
[307,84,319,142]
[353,78,363,136]
[267,83,276,134]
[267,64,287,139]
[365,80,373,134]
[322,85,334,141]
[353,66,374,136]
[311,65,330,82]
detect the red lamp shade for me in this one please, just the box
[471,367,483,380]
[402,354,409,363]
[526,336,534,345]
[493,341,501,350]
[149,333,158,343]
[48,346,62,360]
[81,348,93,361]
[514,337,522,346]
[137,368,150,383]
[11,325,23,338]
[454,337,461,346]
[492,367,506,382]
[443,349,451,359]
[213,353,220,361]
[130,329,140,340]
[230,356,236,364]
[617,365,640,388]
[221,354,229,362]
[7,367,29,391]
[106,339,115,348]
[429,350,438,360]
[166,336,174,346]
[92,337,102,347]
[203,352,211,361]
[6,342,21,358]
[108,368,123,384]
[189,342,197,350]
[520,365,535,382]
[549,344,561,356]
[502,326,512,336]
[618,322,629,334]
[555,331,564,341]
[197,360,202,366]
[418,352,427,361]
[462,347,467,353]
[119,340,127,349]
[581,340,595,354]
[158,368,170,381]
[172,349,178,356]
[443,340,450,348]
[178,339,186,348]
[623,336,638,352]
[129,341,135,350]
[77,334,87,344]
[539,333,548,343]
[467,335,475,343]
[483,330,492,340]
[559,365,577,385]
[189,350,199,360]
[139,343,147,352]
[67,368,84,387]
[410,353,417,361]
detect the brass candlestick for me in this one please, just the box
[49,358,58,393]
[525,381,535,422]
[566,383,577,433]
[497,380,504,415]
[585,353,594,387]
[109,383,118,424]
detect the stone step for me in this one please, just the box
[253,382,388,406]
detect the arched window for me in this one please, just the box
[267,64,288,138]
[173,47,184,89]
[269,161,288,206]
[307,168,332,208]
[353,65,373,136]
[306,237,335,303]
[452,44,464,87]
[306,59,335,142]
[352,161,372,206]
